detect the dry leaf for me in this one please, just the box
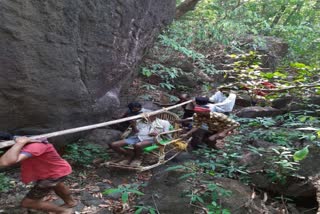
[98,204,110,208]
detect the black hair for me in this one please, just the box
[128,102,142,111]
[195,97,209,105]
[0,131,13,141]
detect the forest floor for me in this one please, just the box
[0,163,153,213]
[0,150,197,214]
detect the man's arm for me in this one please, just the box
[180,127,199,139]
[176,117,193,123]
[0,137,31,167]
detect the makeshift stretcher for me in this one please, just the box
[104,111,190,171]
[0,100,193,149]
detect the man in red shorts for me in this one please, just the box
[0,135,76,214]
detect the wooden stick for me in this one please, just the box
[0,100,193,149]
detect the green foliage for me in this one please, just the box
[187,182,231,214]
[226,134,302,184]
[0,173,10,192]
[196,148,248,180]
[246,129,301,147]
[230,113,315,184]
[134,205,157,214]
[166,155,234,213]
[235,113,319,147]
[221,51,320,103]
[168,143,249,180]
[246,117,277,128]
[103,184,144,203]
[140,63,182,90]
[293,145,310,162]
[265,147,300,184]
[157,34,220,76]
[174,0,320,65]
[159,35,205,60]
[140,83,157,91]
[166,164,199,179]
[276,112,320,129]
[154,0,319,101]
[63,141,109,166]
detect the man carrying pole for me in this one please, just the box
[0,135,76,214]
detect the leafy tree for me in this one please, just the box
[169,0,320,65]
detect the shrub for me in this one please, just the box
[63,140,109,166]
[0,173,10,192]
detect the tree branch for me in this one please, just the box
[270,4,287,28]
[175,0,202,19]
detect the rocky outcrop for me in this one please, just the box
[0,0,175,135]
[236,106,283,118]
[237,35,288,70]
[140,169,276,214]
[272,96,320,113]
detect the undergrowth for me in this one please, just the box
[0,173,10,193]
[63,140,109,167]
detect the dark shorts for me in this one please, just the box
[26,176,67,200]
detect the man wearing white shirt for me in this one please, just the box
[110,114,170,165]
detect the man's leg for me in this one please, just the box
[53,182,77,208]
[205,131,218,148]
[21,185,72,214]
[208,127,235,142]
[133,140,153,159]
[110,140,132,156]
[190,129,207,149]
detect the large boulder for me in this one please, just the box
[237,35,288,70]
[84,128,122,149]
[236,106,283,118]
[258,36,289,70]
[272,96,320,114]
[140,169,276,214]
[0,0,175,136]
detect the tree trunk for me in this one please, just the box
[270,4,287,28]
[175,0,201,19]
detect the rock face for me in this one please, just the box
[0,0,175,135]
[84,128,122,148]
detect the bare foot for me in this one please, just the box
[118,159,131,165]
[130,159,142,167]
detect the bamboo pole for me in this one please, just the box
[0,100,193,149]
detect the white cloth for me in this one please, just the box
[140,108,152,113]
[209,91,226,103]
[207,93,236,113]
[136,118,171,141]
